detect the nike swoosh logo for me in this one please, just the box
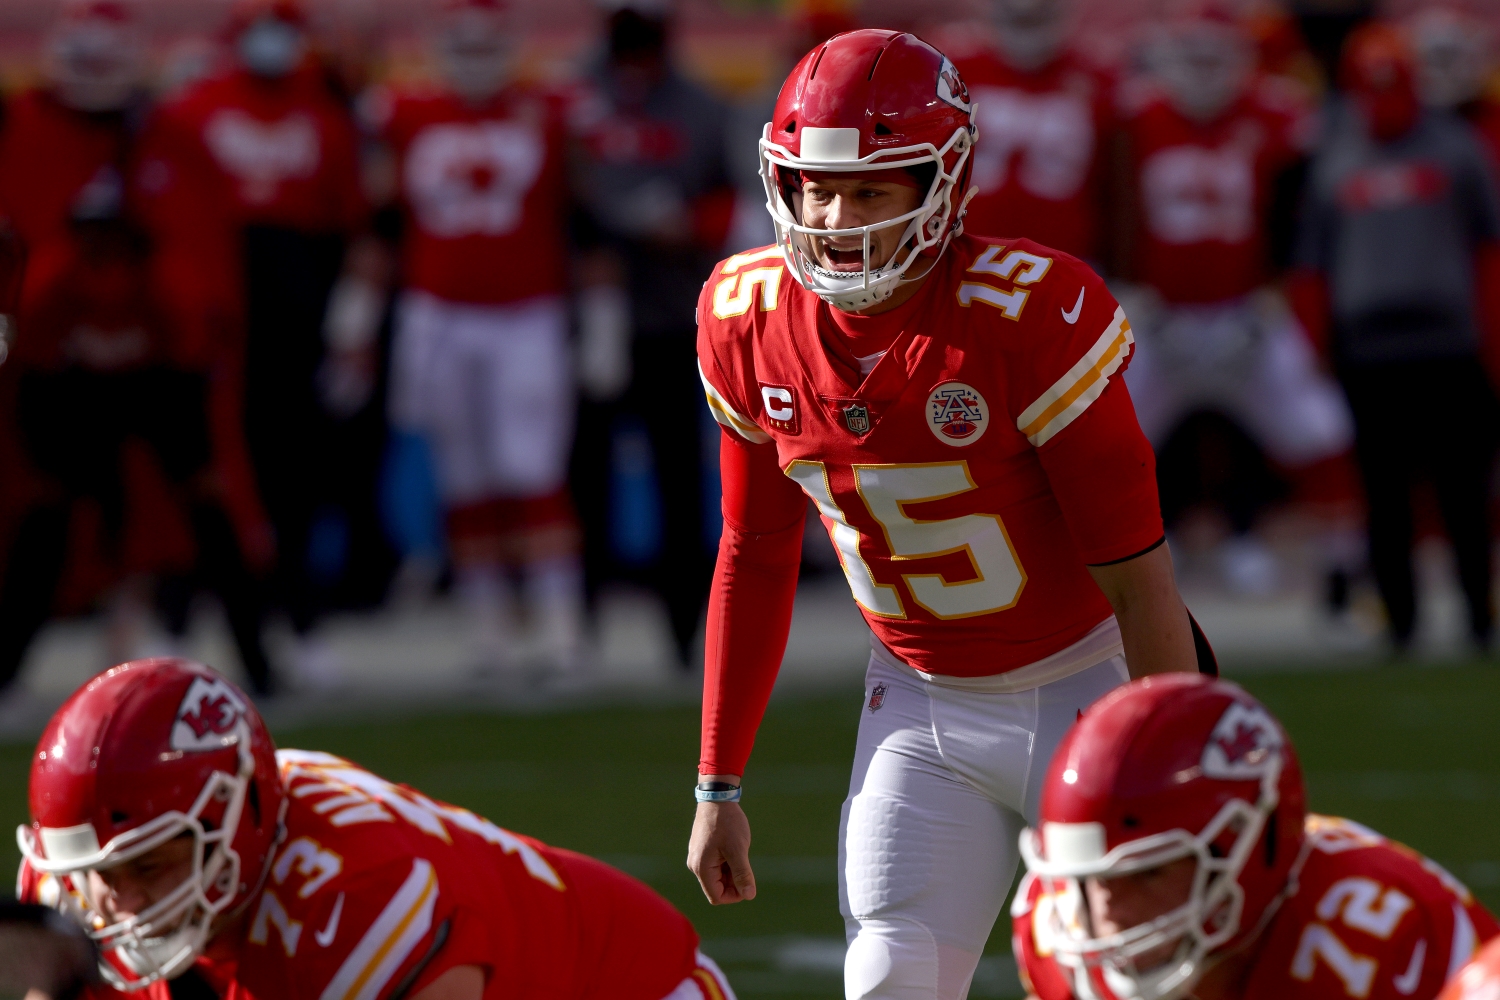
[315,892,344,947]
[1062,287,1085,325]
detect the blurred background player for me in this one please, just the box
[954,0,1116,262]
[154,0,372,686]
[17,658,735,999]
[1116,1,1356,597]
[1295,23,1500,653]
[370,0,585,673]
[0,0,274,708]
[569,0,734,670]
[1013,673,1498,1000]
[567,0,732,671]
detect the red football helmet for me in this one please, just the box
[1441,935,1500,1000]
[1019,674,1306,1000]
[761,29,977,311]
[18,660,285,990]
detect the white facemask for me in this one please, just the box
[238,17,306,79]
[438,11,512,103]
[1151,24,1253,123]
[47,19,143,112]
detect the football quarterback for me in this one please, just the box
[1014,674,1497,1000]
[19,659,732,999]
[688,28,1203,1000]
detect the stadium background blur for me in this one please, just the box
[0,0,1498,997]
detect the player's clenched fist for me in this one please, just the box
[687,798,756,904]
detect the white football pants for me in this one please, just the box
[1124,294,1352,467]
[840,623,1131,1000]
[388,290,574,505]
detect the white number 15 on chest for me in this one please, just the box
[786,460,1027,620]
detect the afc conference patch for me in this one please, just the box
[867,683,888,713]
[927,381,988,446]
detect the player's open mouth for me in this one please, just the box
[817,244,866,272]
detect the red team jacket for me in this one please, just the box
[955,48,1115,261]
[22,752,703,1000]
[160,67,365,235]
[1014,815,1500,1000]
[1119,75,1313,304]
[368,85,570,305]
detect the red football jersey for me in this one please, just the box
[21,751,701,1000]
[1119,76,1313,304]
[955,49,1115,260]
[1013,814,1500,1000]
[368,85,569,305]
[697,235,1164,676]
[160,68,365,235]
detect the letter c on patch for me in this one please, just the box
[761,386,795,422]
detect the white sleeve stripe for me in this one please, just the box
[699,361,771,444]
[319,859,438,1000]
[1449,902,1478,982]
[1016,306,1133,447]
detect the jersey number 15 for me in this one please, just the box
[787,460,1027,620]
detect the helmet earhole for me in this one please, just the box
[1263,811,1278,867]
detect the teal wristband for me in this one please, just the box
[695,781,742,803]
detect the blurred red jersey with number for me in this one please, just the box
[368,86,569,305]
[1014,815,1500,1000]
[1120,76,1313,304]
[955,49,1115,261]
[161,68,365,235]
[697,235,1165,676]
[20,751,702,1000]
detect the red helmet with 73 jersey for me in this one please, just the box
[1013,674,1497,1000]
[18,660,729,999]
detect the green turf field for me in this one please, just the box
[1,663,1496,998]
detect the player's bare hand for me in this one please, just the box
[687,801,756,904]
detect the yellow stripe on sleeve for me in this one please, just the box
[1015,307,1133,447]
[699,361,771,444]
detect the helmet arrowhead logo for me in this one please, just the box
[171,676,248,752]
[1201,702,1282,780]
[936,58,971,113]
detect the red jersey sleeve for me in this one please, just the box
[696,269,808,778]
[999,249,1164,564]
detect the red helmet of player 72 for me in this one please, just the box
[1440,936,1500,1000]
[1019,674,1307,1000]
[760,29,978,312]
[18,660,285,990]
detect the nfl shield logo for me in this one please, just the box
[843,403,871,435]
[868,683,888,713]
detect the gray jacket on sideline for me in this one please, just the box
[1297,100,1500,365]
